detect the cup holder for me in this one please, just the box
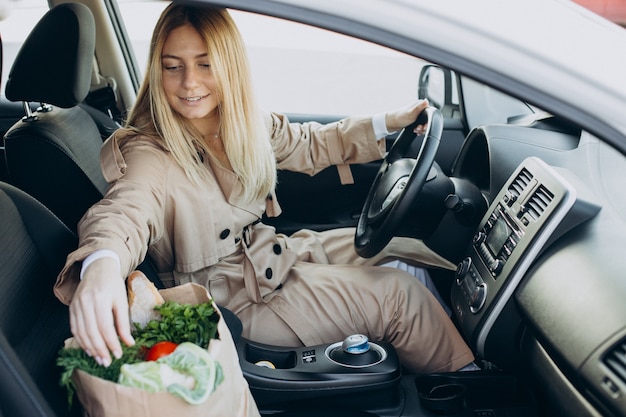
[238,336,402,406]
[418,383,466,415]
[325,341,387,368]
[245,343,296,369]
[415,372,535,415]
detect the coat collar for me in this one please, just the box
[208,159,282,218]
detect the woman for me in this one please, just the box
[54,3,474,373]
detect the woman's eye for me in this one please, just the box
[163,64,182,72]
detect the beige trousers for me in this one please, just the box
[237,228,474,374]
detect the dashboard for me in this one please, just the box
[450,119,626,416]
[451,156,600,359]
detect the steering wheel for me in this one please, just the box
[355,106,443,258]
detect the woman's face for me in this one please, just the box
[161,23,219,134]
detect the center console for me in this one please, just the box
[238,333,401,408]
[451,157,600,360]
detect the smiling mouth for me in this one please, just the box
[181,94,209,102]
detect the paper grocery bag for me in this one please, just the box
[69,283,260,417]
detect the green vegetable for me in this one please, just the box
[134,301,220,349]
[57,343,145,407]
[118,342,224,404]
[118,361,164,393]
[57,301,220,407]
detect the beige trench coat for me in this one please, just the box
[54,113,473,373]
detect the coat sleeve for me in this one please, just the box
[268,112,386,180]
[54,135,168,305]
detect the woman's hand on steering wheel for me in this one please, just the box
[385,99,429,134]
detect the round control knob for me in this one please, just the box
[489,259,504,276]
[455,257,472,285]
[472,231,486,245]
[469,283,487,313]
[327,334,384,367]
[342,334,370,354]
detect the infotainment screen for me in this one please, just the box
[486,215,511,256]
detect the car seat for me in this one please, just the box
[3,3,113,233]
[0,182,78,417]
[0,180,244,417]
[0,179,374,417]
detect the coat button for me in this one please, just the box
[265,268,273,279]
[220,229,230,239]
[273,243,282,255]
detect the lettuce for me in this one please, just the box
[118,342,223,404]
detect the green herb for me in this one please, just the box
[57,301,220,408]
[134,300,220,349]
[57,343,144,407]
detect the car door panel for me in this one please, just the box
[266,113,467,235]
[265,113,382,235]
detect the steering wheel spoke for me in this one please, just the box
[367,158,415,221]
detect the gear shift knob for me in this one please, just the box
[327,334,386,367]
[342,334,370,354]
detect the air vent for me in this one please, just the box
[525,185,554,220]
[604,341,626,385]
[508,168,533,197]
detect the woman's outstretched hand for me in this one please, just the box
[69,257,134,367]
[385,99,430,135]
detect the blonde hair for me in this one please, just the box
[123,4,276,202]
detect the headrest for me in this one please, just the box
[4,3,95,108]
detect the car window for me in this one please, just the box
[0,0,529,122]
[116,0,426,115]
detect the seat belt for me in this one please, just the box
[85,85,122,122]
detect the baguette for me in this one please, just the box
[127,270,164,330]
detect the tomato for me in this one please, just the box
[145,341,178,361]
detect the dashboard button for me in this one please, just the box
[455,257,472,285]
[473,231,486,245]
